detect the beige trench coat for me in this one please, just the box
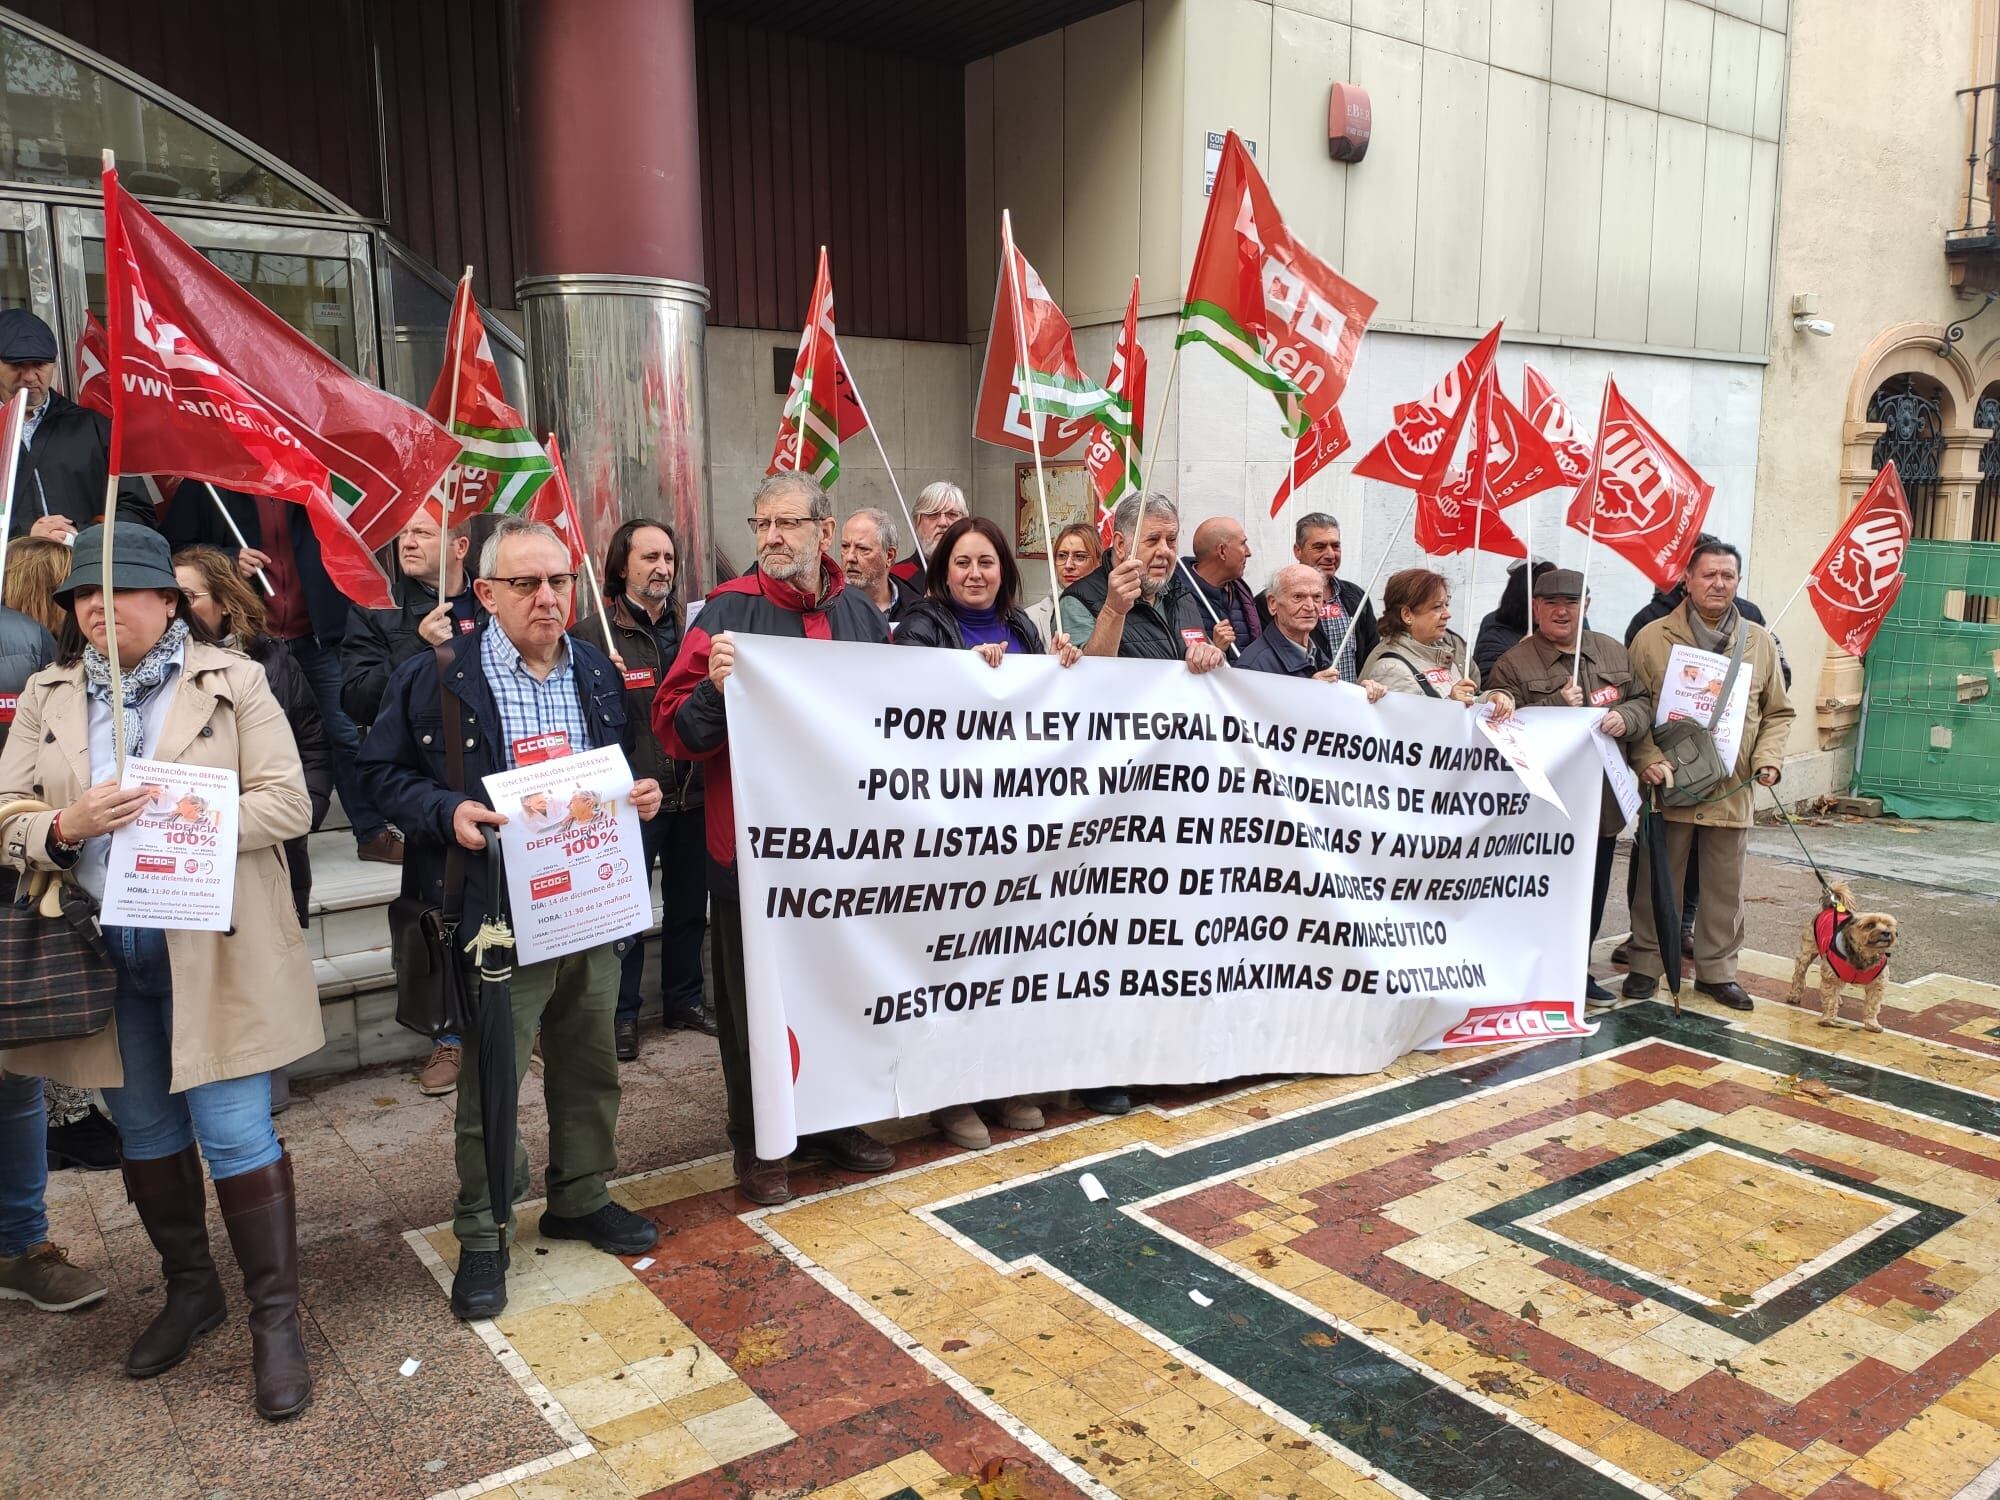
[1627,602,1795,830]
[0,641,320,1090]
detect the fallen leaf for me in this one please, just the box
[1518,1301,1542,1326]
[1470,1369,1529,1399]
[1301,1331,1338,1349]
[942,1339,971,1353]
[1253,1248,1280,1269]
[1716,1293,1753,1309]
[732,1325,791,1368]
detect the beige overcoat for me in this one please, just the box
[0,641,319,1090]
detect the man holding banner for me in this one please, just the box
[1486,569,1650,1004]
[0,309,155,541]
[654,472,898,1206]
[1063,492,1225,669]
[1622,539,1794,1011]
[360,518,664,1319]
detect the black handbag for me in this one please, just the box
[390,649,472,1039]
[0,803,117,1047]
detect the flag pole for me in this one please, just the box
[838,341,925,568]
[1332,486,1422,674]
[793,252,818,476]
[202,482,275,596]
[440,266,472,602]
[1001,211,1063,606]
[1767,573,1814,636]
[99,150,126,774]
[0,390,26,590]
[581,554,617,658]
[1570,380,1616,691]
[1464,368,1493,681]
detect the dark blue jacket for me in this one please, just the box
[358,619,628,938]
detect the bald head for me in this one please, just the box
[1191,516,1250,585]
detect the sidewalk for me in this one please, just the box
[5,828,1999,1500]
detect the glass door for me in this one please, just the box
[0,197,58,327]
[51,205,378,387]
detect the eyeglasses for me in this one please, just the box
[747,514,818,536]
[491,573,578,597]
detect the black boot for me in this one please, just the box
[48,1107,122,1172]
[215,1151,312,1421]
[121,1146,227,1377]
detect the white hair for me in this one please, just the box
[847,506,899,554]
[914,480,966,518]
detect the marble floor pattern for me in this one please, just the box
[11,948,2000,1499]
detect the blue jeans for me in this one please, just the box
[290,633,385,842]
[0,1072,47,1255]
[99,927,280,1182]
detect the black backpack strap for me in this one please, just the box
[434,644,468,927]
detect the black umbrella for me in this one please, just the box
[464,831,521,1238]
[1637,793,1685,1010]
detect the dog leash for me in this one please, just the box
[1763,784,1842,908]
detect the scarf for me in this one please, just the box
[1686,602,1740,656]
[82,617,189,759]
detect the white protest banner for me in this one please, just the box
[482,745,652,964]
[1595,729,1642,828]
[727,638,1608,1160]
[1475,707,1570,818]
[1657,643,1750,771]
[101,758,239,930]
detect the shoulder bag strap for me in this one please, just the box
[1706,620,1750,732]
[434,643,468,925]
[1383,651,1443,698]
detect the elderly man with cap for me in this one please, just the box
[0,309,155,542]
[1486,568,1652,1006]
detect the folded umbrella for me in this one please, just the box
[1638,794,1685,1009]
[463,831,520,1238]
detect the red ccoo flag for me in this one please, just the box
[1179,131,1375,438]
[74,311,111,418]
[768,247,868,487]
[101,167,458,600]
[1354,324,1502,496]
[1806,462,1911,657]
[1564,377,1713,588]
[974,239,1114,455]
[1522,365,1594,486]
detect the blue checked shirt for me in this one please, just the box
[481,626,593,770]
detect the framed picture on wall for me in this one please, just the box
[1014,461,1093,559]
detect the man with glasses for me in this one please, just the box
[360,518,665,1320]
[1486,569,1652,1008]
[655,472,898,1207]
[889,481,967,583]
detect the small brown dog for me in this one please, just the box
[1784,880,1898,1032]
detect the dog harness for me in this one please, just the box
[1813,906,1887,986]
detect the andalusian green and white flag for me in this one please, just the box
[769,247,868,488]
[426,271,553,523]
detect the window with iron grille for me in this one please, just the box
[1868,374,1946,539]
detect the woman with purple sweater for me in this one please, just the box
[893,516,1079,1150]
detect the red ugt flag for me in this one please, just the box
[1354,324,1502,496]
[768,247,868,488]
[103,165,417,607]
[1807,462,1910,657]
[1268,410,1350,518]
[1416,370,1525,558]
[1564,377,1712,588]
[1522,365,1593,486]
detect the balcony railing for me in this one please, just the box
[1949,82,2000,268]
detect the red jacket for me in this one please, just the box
[653,554,889,899]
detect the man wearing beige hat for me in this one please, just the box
[1487,568,1652,1007]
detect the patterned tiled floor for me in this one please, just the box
[406,949,2000,1500]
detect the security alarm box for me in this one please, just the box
[1328,83,1371,163]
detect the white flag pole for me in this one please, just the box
[1001,211,1064,607]
[1570,380,1616,692]
[202,482,275,596]
[1332,486,1421,674]
[1767,573,1814,636]
[440,266,473,602]
[99,150,127,774]
[837,341,924,570]
[1463,368,1493,682]
[792,249,820,477]
[0,390,27,591]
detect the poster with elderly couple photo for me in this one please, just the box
[1013,460,1092,559]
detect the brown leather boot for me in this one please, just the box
[121,1146,227,1377]
[215,1151,312,1421]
